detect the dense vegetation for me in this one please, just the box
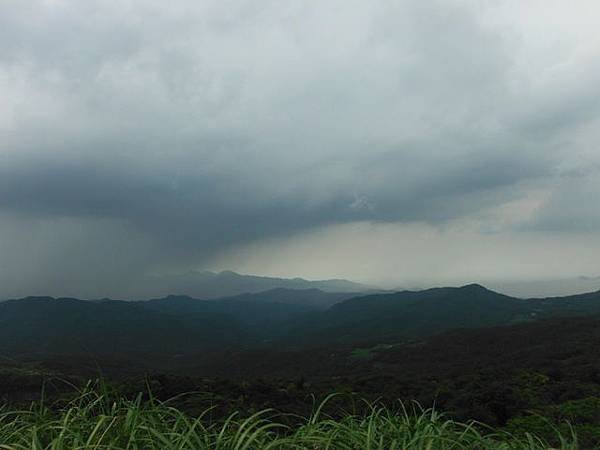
[4,314,600,446]
[3,284,600,357]
[0,383,579,449]
[0,289,356,355]
[3,284,600,447]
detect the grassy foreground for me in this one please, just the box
[0,384,578,450]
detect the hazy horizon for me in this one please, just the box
[2,267,599,301]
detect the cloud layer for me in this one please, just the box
[1,0,600,297]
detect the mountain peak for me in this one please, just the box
[164,294,195,301]
[460,283,491,292]
[218,270,239,277]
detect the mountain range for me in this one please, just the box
[130,270,376,299]
[280,284,600,346]
[2,282,600,364]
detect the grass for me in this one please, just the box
[0,382,579,449]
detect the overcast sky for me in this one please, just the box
[1,0,599,298]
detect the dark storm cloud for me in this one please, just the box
[1,0,600,297]
[0,139,551,255]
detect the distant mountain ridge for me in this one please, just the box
[132,270,377,299]
[0,295,246,356]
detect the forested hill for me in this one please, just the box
[280,284,600,346]
[1,284,600,359]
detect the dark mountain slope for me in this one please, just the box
[144,294,312,330]
[0,288,355,357]
[182,314,600,380]
[168,314,600,433]
[218,288,355,309]
[0,297,245,356]
[282,284,532,346]
[527,289,600,317]
[283,285,600,346]
[4,285,600,360]
[143,288,354,329]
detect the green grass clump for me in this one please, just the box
[0,383,578,449]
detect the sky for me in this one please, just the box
[1,0,599,298]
